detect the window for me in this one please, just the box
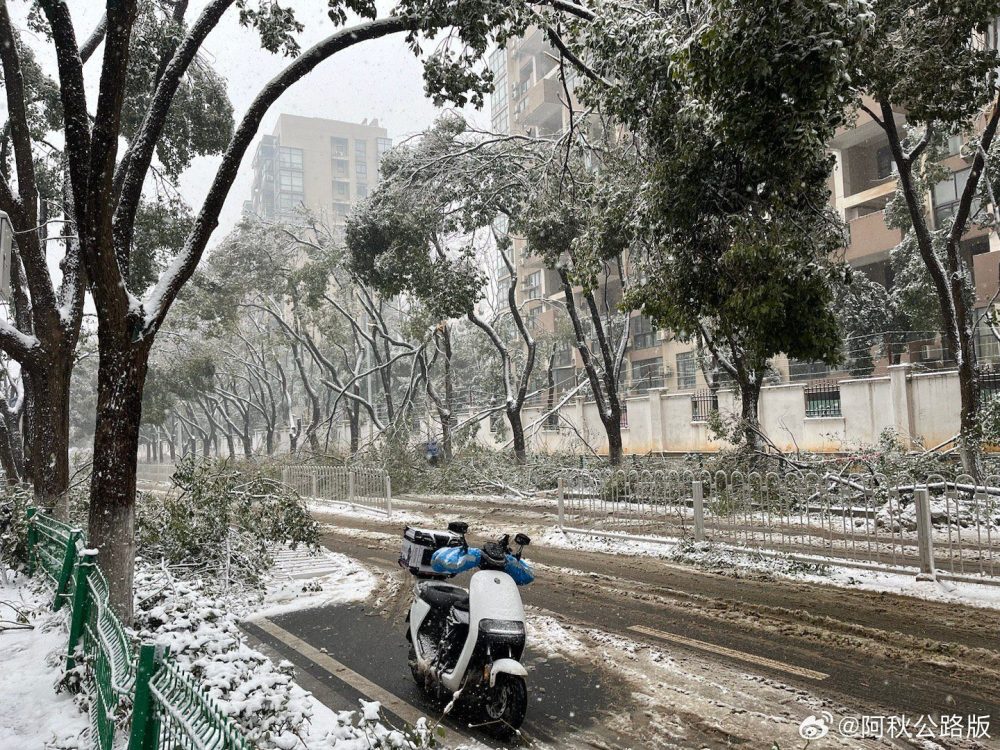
[279,169,303,192]
[804,381,842,418]
[355,139,367,161]
[876,145,896,180]
[691,390,718,422]
[620,403,629,429]
[331,137,349,157]
[332,202,351,219]
[356,183,368,199]
[633,316,657,349]
[933,167,977,226]
[377,137,392,155]
[356,162,368,179]
[278,146,303,169]
[333,180,350,200]
[278,192,304,212]
[523,270,541,300]
[332,159,349,178]
[631,356,663,392]
[676,350,697,390]
[543,410,559,431]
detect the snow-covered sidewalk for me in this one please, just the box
[0,572,89,749]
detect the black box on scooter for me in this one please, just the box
[400,527,463,578]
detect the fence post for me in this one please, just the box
[914,487,936,580]
[349,469,356,506]
[557,477,565,528]
[53,528,82,611]
[693,481,705,542]
[26,507,38,575]
[128,643,167,750]
[384,473,392,519]
[310,469,317,499]
[66,549,96,672]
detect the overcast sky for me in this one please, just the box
[9,1,488,246]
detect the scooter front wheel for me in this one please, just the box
[482,673,527,738]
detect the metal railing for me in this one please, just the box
[281,464,392,518]
[136,463,177,486]
[25,509,252,750]
[555,469,1000,583]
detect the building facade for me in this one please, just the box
[489,31,1000,427]
[246,114,392,231]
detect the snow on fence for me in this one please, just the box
[280,465,392,518]
[556,469,1000,583]
[25,509,251,750]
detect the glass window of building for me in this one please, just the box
[356,183,368,199]
[356,162,368,179]
[278,192,304,212]
[333,180,350,200]
[933,167,975,225]
[631,357,663,391]
[376,137,392,155]
[333,158,349,178]
[676,350,697,390]
[333,202,351,219]
[279,169,303,192]
[331,137,349,157]
[524,270,541,300]
[633,316,657,349]
[355,139,367,161]
[278,146,303,169]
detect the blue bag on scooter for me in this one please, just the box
[431,546,535,585]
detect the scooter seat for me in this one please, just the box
[419,582,470,612]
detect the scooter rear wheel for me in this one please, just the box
[482,673,527,738]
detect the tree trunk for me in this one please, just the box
[508,407,527,464]
[956,330,982,478]
[603,409,623,466]
[88,341,150,624]
[30,361,73,514]
[738,376,764,451]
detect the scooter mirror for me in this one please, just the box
[514,533,531,547]
[448,521,469,535]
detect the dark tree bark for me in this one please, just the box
[871,99,1000,478]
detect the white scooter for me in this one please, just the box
[403,522,532,736]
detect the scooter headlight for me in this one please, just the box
[479,619,525,636]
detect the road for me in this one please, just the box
[245,494,1000,749]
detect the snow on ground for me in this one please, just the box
[0,571,90,750]
[518,603,891,749]
[257,546,379,620]
[540,527,1000,610]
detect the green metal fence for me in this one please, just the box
[25,508,252,750]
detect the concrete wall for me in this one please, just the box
[461,364,963,455]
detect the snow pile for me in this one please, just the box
[0,571,89,749]
[133,555,431,749]
[666,539,827,578]
[875,495,1000,533]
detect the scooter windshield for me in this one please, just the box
[431,546,535,585]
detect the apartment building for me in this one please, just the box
[246,114,392,232]
[489,32,710,402]
[489,32,1000,414]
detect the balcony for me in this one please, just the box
[842,176,897,212]
[845,210,902,265]
[514,77,563,133]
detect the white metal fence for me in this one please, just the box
[280,465,392,518]
[556,469,1000,583]
[136,463,176,486]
